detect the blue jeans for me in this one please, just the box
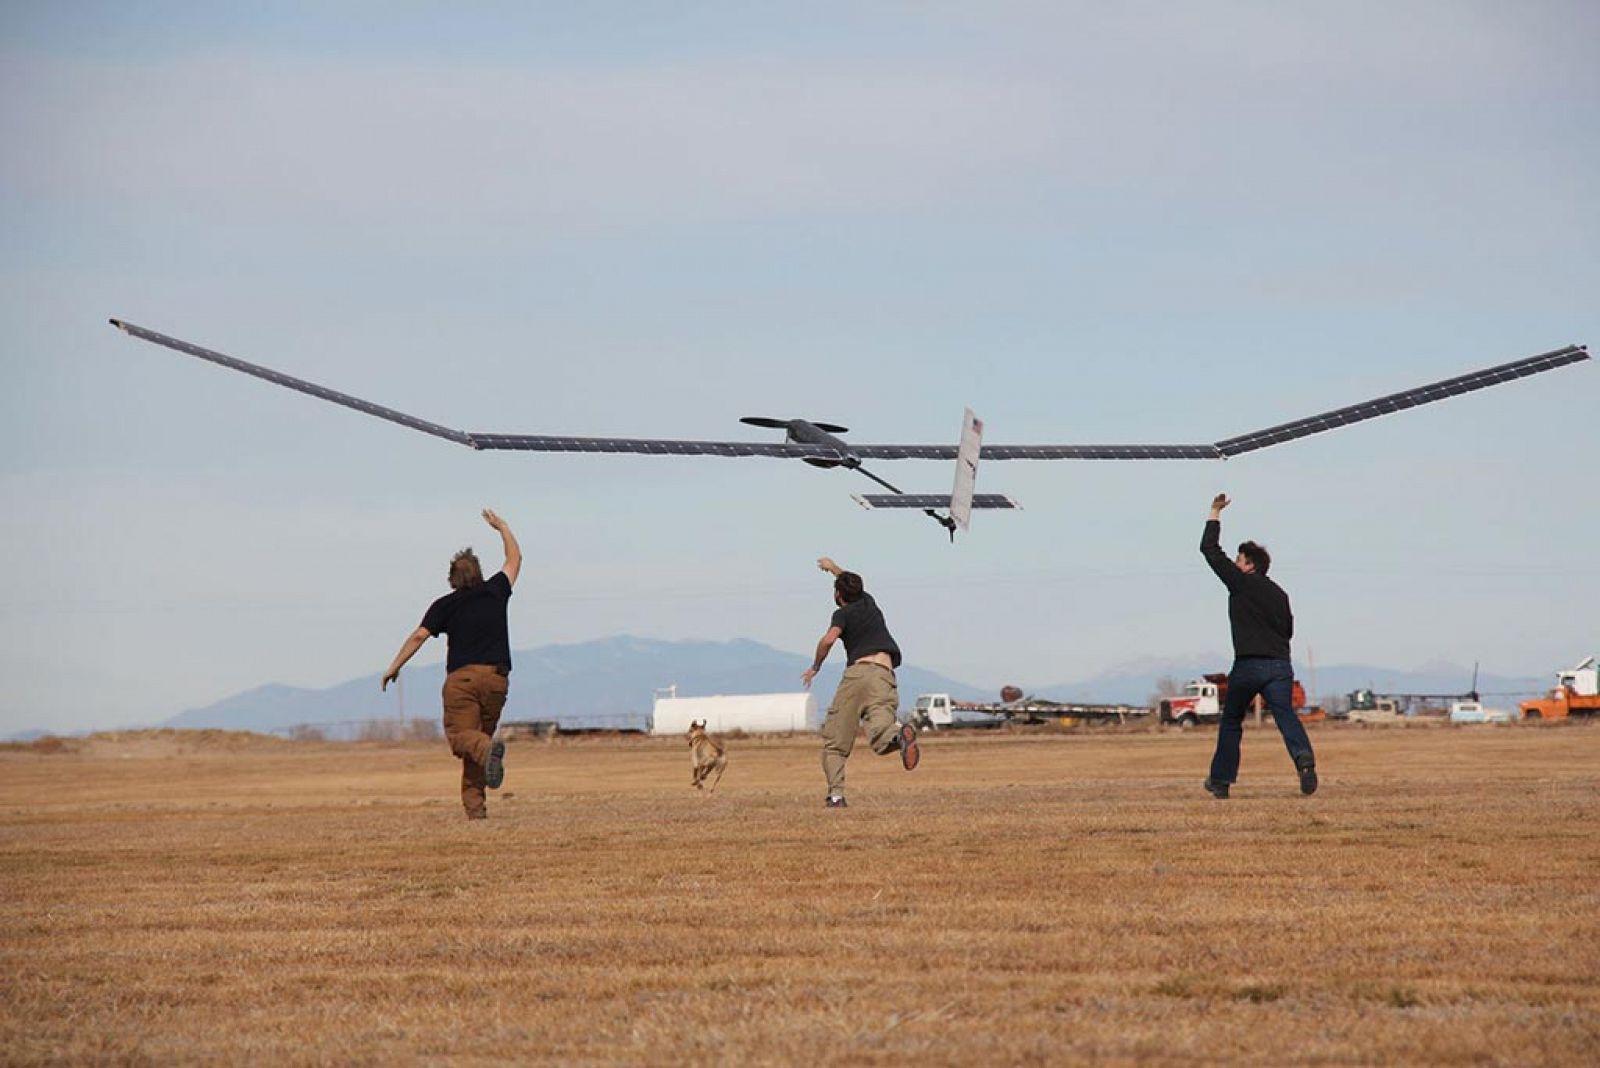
[1208,657,1313,784]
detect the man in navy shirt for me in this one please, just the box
[802,556,919,808]
[383,509,522,819]
[1200,494,1317,799]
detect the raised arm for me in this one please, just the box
[483,509,521,586]
[1200,493,1243,589]
[801,557,847,689]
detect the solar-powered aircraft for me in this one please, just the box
[109,320,1588,539]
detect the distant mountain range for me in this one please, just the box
[11,638,1555,740]
[160,636,993,735]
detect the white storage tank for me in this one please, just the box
[650,692,820,735]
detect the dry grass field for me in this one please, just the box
[3,721,1597,1066]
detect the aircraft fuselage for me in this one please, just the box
[786,420,859,469]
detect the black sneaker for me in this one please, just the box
[825,795,848,809]
[485,740,506,790]
[1203,777,1230,799]
[897,723,920,772]
[1296,756,1318,796]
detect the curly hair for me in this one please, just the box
[448,548,484,590]
[833,571,865,603]
[1237,540,1272,575]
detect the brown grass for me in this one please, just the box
[2,722,1597,1065]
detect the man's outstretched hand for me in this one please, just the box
[482,508,508,531]
[381,668,399,692]
[1209,494,1231,519]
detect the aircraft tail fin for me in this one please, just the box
[949,408,985,531]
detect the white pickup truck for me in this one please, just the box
[1447,701,1514,724]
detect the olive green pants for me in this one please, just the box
[821,663,901,798]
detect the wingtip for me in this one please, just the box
[108,318,127,332]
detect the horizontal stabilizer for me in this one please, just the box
[852,493,1019,510]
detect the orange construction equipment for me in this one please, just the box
[1520,657,1600,720]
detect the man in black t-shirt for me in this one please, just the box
[1199,494,1316,800]
[382,509,522,819]
[802,556,919,808]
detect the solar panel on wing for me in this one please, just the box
[851,443,1225,459]
[1214,344,1589,456]
[854,494,1018,510]
[111,321,1587,472]
[110,319,477,447]
[467,433,843,460]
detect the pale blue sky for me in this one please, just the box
[2,2,1596,735]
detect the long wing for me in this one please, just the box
[111,319,478,447]
[109,320,843,460]
[465,433,835,459]
[849,443,1222,459]
[851,345,1588,460]
[112,321,1586,460]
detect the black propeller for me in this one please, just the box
[740,416,850,434]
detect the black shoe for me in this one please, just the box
[825,795,848,809]
[485,740,506,790]
[1296,756,1318,796]
[1203,777,1230,799]
[897,723,920,772]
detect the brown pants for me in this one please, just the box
[441,665,509,818]
[820,663,901,799]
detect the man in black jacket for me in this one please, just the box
[1200,494,1316,799]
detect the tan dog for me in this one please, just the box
[687,720,727,794]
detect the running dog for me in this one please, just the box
[686,720,727,794]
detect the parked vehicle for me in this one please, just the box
[1157,673,1310,728]
[1157,675,1224,727]
[1346,690,1407,724]
[650,692,819,735]
[1341,667,1485,722]
[1520,657,1600,720]
[913,691,1148,730]
[1447,701,1513,724]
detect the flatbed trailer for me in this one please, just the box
[914,692,1150,729]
